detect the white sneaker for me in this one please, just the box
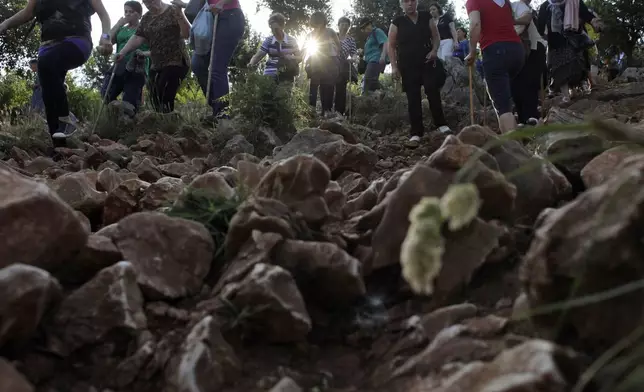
[438,125,452,134]
[409,136,421,142]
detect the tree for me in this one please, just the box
[259,0,332,35]
[0,0,40,69]
[585,0,644,66]
[81,49,112,89]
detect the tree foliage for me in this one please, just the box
[348,0,463,47]
[586,0,644,65]
[81,49,112,89]
[0,0,40,69]
[259,0,332,35]
[230,16,264,85]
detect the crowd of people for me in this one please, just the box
[0,0,608,148]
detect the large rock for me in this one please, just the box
[0,358,35,392]
[139,177,186,211]
[110,212,215,299]
[256,155,331,225]
[273,128,378,178]
[103,178,150,225]
[0,264,62,349]
[0,166,89,271]
[580,145,644,188]
[64,234,123,284]
[458,125,572,222]
[430,340,582,391]
[47,261,147,355]
[165,316,240,392]
[50,171,107,219]
[220,263,311,343]
[521,158,644,351]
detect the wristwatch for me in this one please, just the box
[101,33,110,41]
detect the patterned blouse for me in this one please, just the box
[135,6,189,70]
[339,35,357,60]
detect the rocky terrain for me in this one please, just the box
[2,76,644,392]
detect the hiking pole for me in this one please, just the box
[347,59,352,123]
[483,79,488,126]
[205,13,220,105]
[90,60,118,136]
[468,65,475,125]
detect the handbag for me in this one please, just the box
[565,31,595,51]
[185,0,205,24]
[189,3,213,56]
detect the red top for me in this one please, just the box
[208,0,240,10]
[465,0,520,50]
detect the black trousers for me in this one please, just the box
[38,40,90,136]
[401,61,447,137]
[148,65,188,113]
[511,43,546,123]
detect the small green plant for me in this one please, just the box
[400,183,481,295]
[227,72,313,131]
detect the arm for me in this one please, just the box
[0,0,36,31]
[388,23,398,71]
[536,3,548,35]
[120,35,146,57]
[173,5,191,39]
[449,21,458,45]
[579,0,595,25]
[330,29,342,57]
[377,29,388,63]
[90,0,112,41]
[430,19,440,55]
[248,48,267,66]
[514,5,533,26]
[109,19,126,44]
[468,10,481,55]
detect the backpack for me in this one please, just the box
[189,3,214,56]
[35,0,94,41]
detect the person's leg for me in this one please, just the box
[422,62,449,130]
[309,80,319,107]
[363,62,381,95]
[148,69,164,113]
[209,9,246,116]
[524,44,546,121]
[191,51,209,95]
[334,79,348,115]
[157,66,188,113]
[438,39,453,60]
[482,42,523,134]
[106,73,126,103]
[510,57,529,124]
[122,71,146,111]
[320,83,334,113]
[401,67,424,138]
[38,40,90,138]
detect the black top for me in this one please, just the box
[436,13,454,40]
[536,0,594,50]
[36,0,94,42]
[393,11,433,70]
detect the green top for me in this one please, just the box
[116,25,150,75]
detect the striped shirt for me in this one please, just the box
[339,35,357,60]
[260,34,300,77]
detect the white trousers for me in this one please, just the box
[438,39,454,60]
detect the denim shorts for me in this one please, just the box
[482,41,525,115]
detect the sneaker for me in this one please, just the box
[438,125,453,134]
[526,117,539,126]
[51,114,78,139]
[406,135,421,148]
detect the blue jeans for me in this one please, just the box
[191,8,245,116]
[482,41,525,115]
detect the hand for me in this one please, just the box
[425,50,437,63]
[114,52,126,63]
[171,0,187,8]
[453,41,459,50]
[117,16,128,27]
[97,43,113,56]
[392,67,401,80]
[210,2,224,13]
[464,52,476,67]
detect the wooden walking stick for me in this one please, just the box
[468,64,475,125]
[483,79,488,126]
[205,13,220,104]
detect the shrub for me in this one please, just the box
[227,72,313,131]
